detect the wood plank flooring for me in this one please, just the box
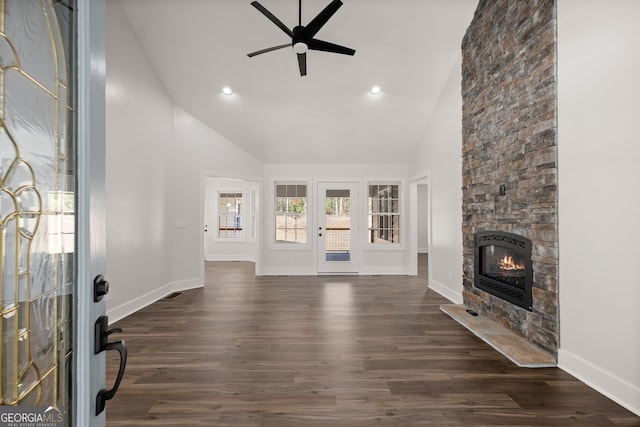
[106,257,640,426]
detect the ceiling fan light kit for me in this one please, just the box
[293,42,308,54]
[247,0,356,76]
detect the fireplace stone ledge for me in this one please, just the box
[441,304,556,368]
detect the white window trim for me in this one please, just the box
[364,179,406,250]
[248,188,258,242]
[269,178,312,251]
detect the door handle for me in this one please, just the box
[95,316,128,415]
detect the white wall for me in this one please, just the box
[558,0,640,415]
[106,2,263,321]
[409,56,465,304]
[105,0,173,321]
[169,108,263,283]
[261,163,411,275]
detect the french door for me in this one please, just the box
[316,182,358,273]
[1,1,112,425]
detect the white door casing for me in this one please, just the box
[316,182,359,273]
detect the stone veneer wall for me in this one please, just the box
[461,0,558,354]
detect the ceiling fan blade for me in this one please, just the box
[297,52,307,76]
[251,1,294,38]
[247,43,291,57]
[308,38,355,56]
[305,0,342,38]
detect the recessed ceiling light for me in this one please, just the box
[370,85,381,95]
[222,86,233,96]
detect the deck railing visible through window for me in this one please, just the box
[325,227,350,252]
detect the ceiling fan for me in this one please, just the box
[247,0,356,76]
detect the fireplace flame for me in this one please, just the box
[499,255,525,271]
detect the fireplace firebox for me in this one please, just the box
[474,231,533,311]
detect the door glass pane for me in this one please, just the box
[1,0,76,422]
[324,189,350,262]
[218,192,243,239]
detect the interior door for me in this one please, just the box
[317,183,358,273]
[0,1,115,426]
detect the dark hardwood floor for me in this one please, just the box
[106,256,640,426]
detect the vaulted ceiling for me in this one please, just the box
[116,0,478,164]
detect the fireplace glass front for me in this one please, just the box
[479,245,527,289]
[474,231,533,311]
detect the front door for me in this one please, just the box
[1,1,109,425]
[317,183,358,273]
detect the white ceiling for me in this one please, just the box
[116,0,478,164]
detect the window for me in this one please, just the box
[218,192,243,239]
[275,183,307,244]
[368,184,400,244]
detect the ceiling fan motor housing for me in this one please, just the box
[292,26,308,53]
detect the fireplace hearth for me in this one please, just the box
[474,231,533,311]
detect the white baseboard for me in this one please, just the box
[258,266,317,276]
[205,254,256,262]
[428,279,463,304]
[418,247,429,253]
[558,348,640,417]
[107,278,203,324]
[257,267,409,276]
[360,266,408,275]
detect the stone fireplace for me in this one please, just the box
[461,0,558,356]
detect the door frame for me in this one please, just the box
[316,182,359,274]
[76,0,107,425]
[199,171,262,278]
[409,174,431,277]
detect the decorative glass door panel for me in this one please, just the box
[317,183,358,273]
[1,0,76,421]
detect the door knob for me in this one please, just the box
[93,275,109,302]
